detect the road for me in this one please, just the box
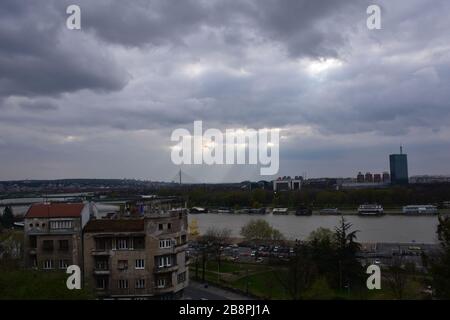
[184,281,253,300]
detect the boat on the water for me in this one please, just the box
[358,204,384,216]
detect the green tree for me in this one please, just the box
[240,219,284,244]
[1,206,14,229]
[430,215,450,299]
[307,228,337,286]
[333,217,363,292]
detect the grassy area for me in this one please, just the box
[0,229,23,243]
[190,260,288,299]
[0,267,95,299]
[190,260,429,300]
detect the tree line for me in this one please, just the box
[158,184,450,208]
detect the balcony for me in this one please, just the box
[154,265,179,273]
[91,249,112,256]
[174,243,188,251]
[154,285,175,294]
[94,260,110,275]
[94,269,110,275]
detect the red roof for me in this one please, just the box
[25,203,85,218]
[84,219,144,233]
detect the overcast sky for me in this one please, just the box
[1,0,450,182]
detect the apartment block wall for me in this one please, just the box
[23,217,83,269]
[83,212,189,299]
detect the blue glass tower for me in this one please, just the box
[389,146,409,185]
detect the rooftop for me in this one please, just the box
[25,203,85,218]
[84,219,144,233]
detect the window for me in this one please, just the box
[59,259,69,269]
[117,238,128,250]
[156,278,166,288]
[181,235,187,244]
[43,260,54,270]
[118,260,128,270]
[158,224,163,231]
[96,277,107,289]
[135,259,145,269]
[29,236,37,249]
[95,257,109,270]
[50,220,73,229]
[159,239,172,249]
[118,279,128,289]
[95,238,112,251]
[177,272,186,284]
[59,240,69,251]
[42,240,54,251]
[167,223,172,230]
[135,279,145,289]
[134,237,145,249]
[157,255,172,268]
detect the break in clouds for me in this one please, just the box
[1,0,450,182]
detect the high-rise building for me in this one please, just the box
[390,146,409,185]
[365,172,373,183]
[357,172,365,183]
[382,172,390,183]
[373,174,382,183]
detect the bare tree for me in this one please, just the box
[274,242,316,300]
[386,258,408,300]
[198,227,232,282]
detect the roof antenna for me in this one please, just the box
[400,145,403,154]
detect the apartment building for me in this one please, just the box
[23,203,91,270]
[83,208,189,299]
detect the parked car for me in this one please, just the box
[320,208,340,215]
[295,205,312,216]
[218,207,233,214]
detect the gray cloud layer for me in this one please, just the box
[1,0,450,181]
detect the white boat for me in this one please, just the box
[358,204,384,216]
[403,205,438,215]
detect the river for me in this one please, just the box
[1,196,440,243]
[188,213,439,244]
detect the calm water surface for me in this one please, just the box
[189,213,439,243]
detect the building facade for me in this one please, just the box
[390,149,409,185]
[83,208,189,299]
[23,203,91,270]
[273,176,303,191]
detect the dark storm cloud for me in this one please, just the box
[0,0,128,99]
[18,99,59,111]
[74,0,368,58]
[1,0,450,180]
